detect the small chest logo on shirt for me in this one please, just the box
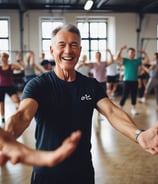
[81,94,92,101]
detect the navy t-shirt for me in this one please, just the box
[22,71,107,182]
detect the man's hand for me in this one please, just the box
[119,45,127,51]
[137,125,158,155]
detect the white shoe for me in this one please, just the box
[131,109,138,116]
[141,97,146,103]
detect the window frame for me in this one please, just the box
[39,17,64,59]
[0,17,10,54]
[76,17,108,61]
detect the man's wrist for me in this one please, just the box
[135,129,144,142]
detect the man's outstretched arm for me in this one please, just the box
[0,128,81,167]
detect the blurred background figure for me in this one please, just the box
[84,49,114,93]
[143,52,158,111]
[39,52,53,71]
[75,54,91,77]
[137,63,150,103]
[18,51,46,85]
[106,60,120,100]
[0,52,23,127]
[116,45,149,116]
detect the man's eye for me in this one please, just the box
[58,44,65,47]
[71,43,78,48]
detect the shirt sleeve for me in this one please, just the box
[22,77,44,103]
[93,78,108,104]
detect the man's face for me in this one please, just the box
[128,49,135,59]
[50,29,82,72]
[95,52,101,61]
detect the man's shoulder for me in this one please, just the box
[26,71,54,86]
[77,71,99,85]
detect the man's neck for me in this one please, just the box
[54,67,76,82]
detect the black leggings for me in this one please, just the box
[119,81,138,106]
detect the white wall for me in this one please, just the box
[0,10,157,62]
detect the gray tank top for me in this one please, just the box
[24,62,35,76]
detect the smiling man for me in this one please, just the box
[2,24,158,184]
[50,25,82,81]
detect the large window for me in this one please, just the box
[77,18,108,61]
[0,18,9,53]
[40,18,63,59]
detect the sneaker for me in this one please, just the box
[141,97,146,103]
[137,98,142,103]
[110,93,115,100]
[131,109,138,116]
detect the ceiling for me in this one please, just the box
[0,0,158,14]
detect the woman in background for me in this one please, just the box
[0,52,23,127]
[18,51,46,84]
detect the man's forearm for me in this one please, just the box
[106,104,138,142]
[5,112,30,138]
[115,45,126,62]
[0,129,81,167]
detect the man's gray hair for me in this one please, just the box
[51,24,81,41]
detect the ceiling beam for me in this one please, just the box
[18,0,27,12]
[97,0,110,8]
[142,1,158,12]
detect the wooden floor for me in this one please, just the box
[1,94,158,184]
